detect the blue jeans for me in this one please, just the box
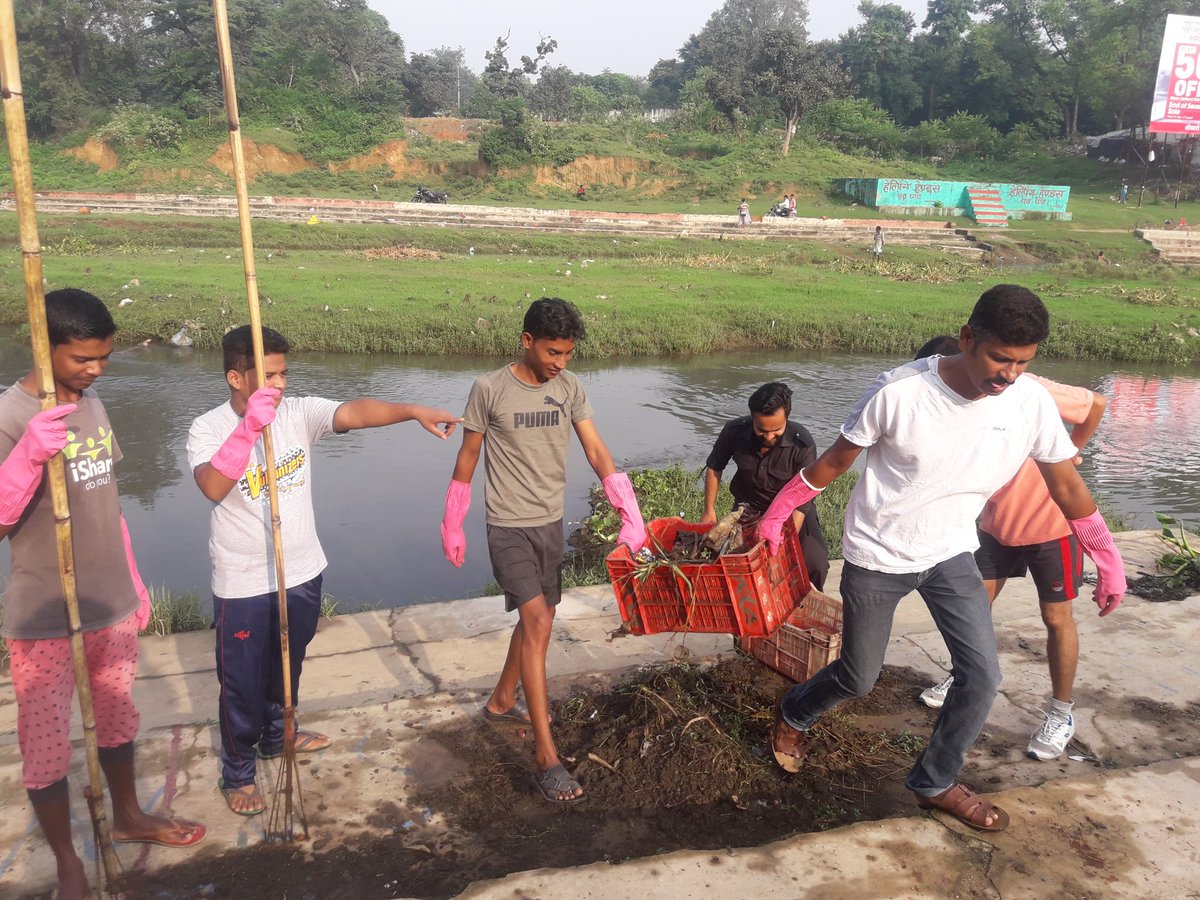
[780,553,1001,796]
[214,574,323,788]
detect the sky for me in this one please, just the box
[373,0,931,78]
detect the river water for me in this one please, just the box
[1,330,1197,609]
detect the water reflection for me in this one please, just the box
[1,329,1197,609]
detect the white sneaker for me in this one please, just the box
[919,673,954,709]
[1027,709,1075,760]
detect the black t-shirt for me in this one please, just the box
[705,415,830,584]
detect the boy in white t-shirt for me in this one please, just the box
[186,325,460,816]
[755,285,1127,833]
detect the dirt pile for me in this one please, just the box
[63,137,119,172]
[404,117,488,143]
[532,154,682,196]
[121,660,937,899]
[208,138,312,180]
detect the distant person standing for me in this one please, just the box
[1118,179,1129,204]
[872,225,885,262]
[576,184,587,201]
[738,198,751,227]
[788,194,797,217]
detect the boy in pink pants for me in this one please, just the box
[0,289,205,900]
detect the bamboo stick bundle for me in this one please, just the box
[0,0,123,888]
[210,0,306,841]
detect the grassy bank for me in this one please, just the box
[1,214,1199,364]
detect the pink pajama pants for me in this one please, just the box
[6,615,141,790]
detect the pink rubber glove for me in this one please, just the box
[441,480,470,567]
[1069,509,1127,617]
[209,387,280,480]
[602,472,647,551]
[0,404,77,525]
[120,516,152,630]
[756,469,823,555]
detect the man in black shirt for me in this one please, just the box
[703,382,830,589]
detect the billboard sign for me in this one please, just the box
[1151,14,1200,133]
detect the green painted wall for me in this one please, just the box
[836,178,1071,219]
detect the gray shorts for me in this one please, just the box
[486,520,565,612]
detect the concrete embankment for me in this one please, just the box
[0,530,1197,897]
[0,190,989,255]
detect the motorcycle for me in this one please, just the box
[766,200,791,218]
[412,186,449,203]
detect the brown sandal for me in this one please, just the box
[915,783,1010,832]
[770,706,807,773]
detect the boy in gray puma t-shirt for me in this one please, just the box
[441,298,647,805]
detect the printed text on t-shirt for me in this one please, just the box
[63,424,116,491]
[239,446,308,502]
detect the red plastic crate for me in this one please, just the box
[739,590,843,683]
[606,516,811,637]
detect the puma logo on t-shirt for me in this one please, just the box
[543,396,568,415]
[513,409,559,428]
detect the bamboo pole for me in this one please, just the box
[0,0,122,887]
[211,0,305,840]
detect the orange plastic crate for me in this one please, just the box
[606,516,811,637]
[739,590,843,683]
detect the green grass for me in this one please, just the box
[143,586,212,636]
[2,212,1197,363]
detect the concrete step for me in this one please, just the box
[2,193,986,249]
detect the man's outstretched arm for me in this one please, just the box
[333,399,462,438]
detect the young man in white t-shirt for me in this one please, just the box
[755,285,1127,833]
[186,326,460,816]
[913,336,1109,763]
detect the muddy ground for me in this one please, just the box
[114,659,945,900]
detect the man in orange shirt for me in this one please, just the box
[916,338,1108,761]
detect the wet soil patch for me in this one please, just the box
[118,660,937,900]
[1126,573,1196,602]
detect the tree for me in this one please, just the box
[836,1,922,124]
[530,65,578,120]
[753,32,851,155]
[481,33,557,99]
[956,18,1061,133]
[685,0,810,130]
[979,0,1095,136]
[645,58,684,109]
[569,85,607,123]
[404,47,467,116]
[588,71,640,100]
[916,0,976,120]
